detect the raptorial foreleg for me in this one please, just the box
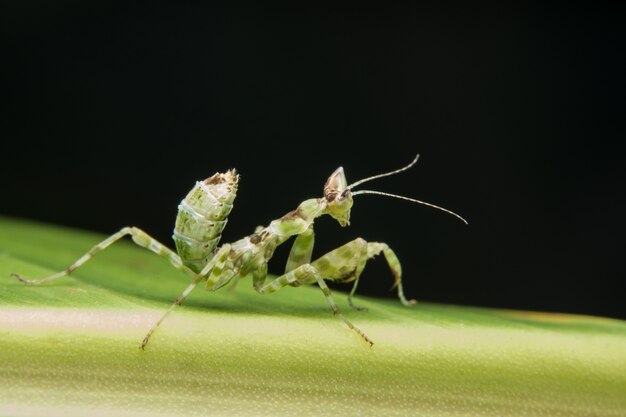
[11,227,196,285]
[285,225,315,274]
[347,241,417,309]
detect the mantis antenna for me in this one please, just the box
[351,189,468,224]
[347,154,420,190]
[348,153,468,224]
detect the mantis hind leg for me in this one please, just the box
[140,244,234,350]
[11,227,196,285]
[347,241,417,310]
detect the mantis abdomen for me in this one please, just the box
[173,170,239,273]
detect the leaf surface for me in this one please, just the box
[1,216,625,416]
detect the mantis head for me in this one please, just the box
[323,155,468,227]
[324,167,353,227]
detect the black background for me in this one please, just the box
[2,3,624,319]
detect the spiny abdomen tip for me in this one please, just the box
[204,170,239,186]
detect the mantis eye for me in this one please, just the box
[324,167,348,201]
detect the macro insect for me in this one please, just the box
[12,154,467,348]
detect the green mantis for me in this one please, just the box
[12,154,467,348]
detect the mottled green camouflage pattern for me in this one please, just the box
[14,158,460,349]
[173,170,238,273]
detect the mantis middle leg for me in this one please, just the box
[255,261,374,346]
[283,229,415,309]
[254,238,417,345]
[257,237,385,346]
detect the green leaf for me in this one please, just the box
[1,216,625,416]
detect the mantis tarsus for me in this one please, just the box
[12,154,467,348]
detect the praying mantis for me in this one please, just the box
[12,154,467,348]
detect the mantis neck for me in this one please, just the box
[267,198,327,240]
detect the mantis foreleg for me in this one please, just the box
[12,227,196,285]
[347,242,417,310]
[256,237,417,345]
[285,226,314,274]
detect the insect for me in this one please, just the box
[12,154,467,348]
